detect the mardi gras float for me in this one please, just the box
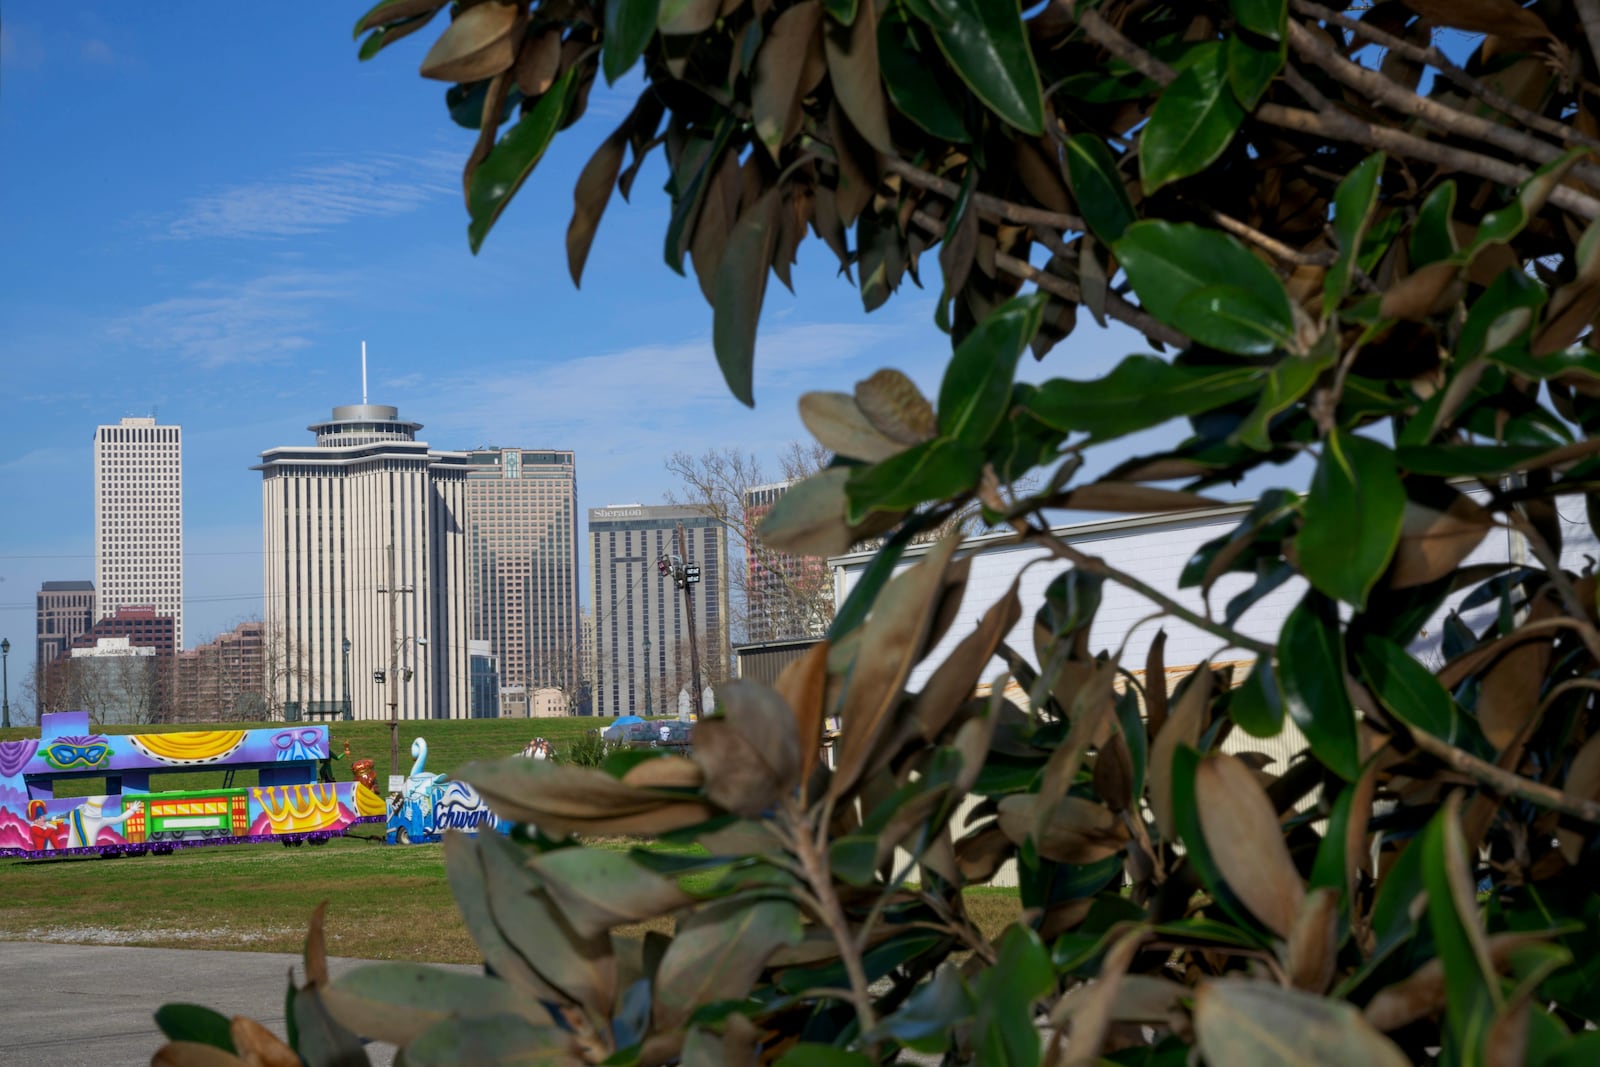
[0,712,387,859]
[385,736,507,845]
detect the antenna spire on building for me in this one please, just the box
[361,340,369,405]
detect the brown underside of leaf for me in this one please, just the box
[1196,752,1305,938]
[418,2,518,82]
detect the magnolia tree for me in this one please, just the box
[156,1,1600,1064]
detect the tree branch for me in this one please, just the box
[905,208,1190,349]
[1408,726,1600,824]
[780,798,878,1032]
[1285,21,1600,190]
[1292,0,1600,153]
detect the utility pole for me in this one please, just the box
[676,522,704,715]
[376,540,413,787]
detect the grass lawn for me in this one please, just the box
[0,826,1023,961]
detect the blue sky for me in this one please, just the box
[0,3,1169,673]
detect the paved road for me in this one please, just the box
[2,941,472,1067]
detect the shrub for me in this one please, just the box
[154,1,1600,1065]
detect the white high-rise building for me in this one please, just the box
[255,403,472,721]
[94,416,183,648]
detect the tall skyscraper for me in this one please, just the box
[37,580,95,676]
[94,416,183,648]
[463,448,580,709]
[589,504,729,717]
[256,403,471,721]
[742,480,831,642]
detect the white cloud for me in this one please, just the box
[107,271,350,367]
[162,154,457,240]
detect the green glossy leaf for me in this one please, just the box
[1039,568,1105,639]
[1065,134,1135,243]
[1229,659,1285,738]
[1297,432,1404,608]
[902,0,1044,134]
[1325,153,1385,316]
[870,965,974,1052]
[1227,33,1283,109]
[1410,181,1458,267]
[829,834,879,886]
[467,69,578,253]
[1459,265,1545,362]
[939,292,1046,445]
[1420,805,1498,1057]
[1279,592,1361,780]
[1027,355,1261,441]
[972,925,1054,1065]
[828,525,914,640]
[1472,148,1588,253]
[1309,779,1358,897]
[1140,43,1244,193]
[154,1004,237,1053]
[1230,0,1286,40]
[1236,351,1334,450]
[845,438,985,522]
[1114,687,1148,801]
[1117,220,1293,353]
[1353,633,1464,744]
[604,0,663,84]
[1491,343,1600,380]
[879,7,968,142]
[291,984,370,1067]
[1395,443,1548,476]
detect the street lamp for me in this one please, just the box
[1,638,10,729]
[341,638,352,721]
[381,634,428,787]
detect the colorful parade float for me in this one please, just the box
[0,711,388,859]
[385,736,505,845]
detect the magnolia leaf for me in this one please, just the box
[322,964,550,1048]
[528,848,694,939]
[1195,753,1305,938]
[755,467,858,558]
[824,0,893,154]
[1420,797,1500,1050]
[151,1043,249,1067]
[1027,355,1261,441]
[461,757,717,835]
[1558,732,1600,862]
[774,640,831,782]
[996,794,1128,863]
[1279,592,1361,781]
[658,0,719,34]
[754,1,823,161]
[1149,664,1211,840]
[419,2,518,82]
[1286,888,1341,993]
[1399,0,1552,39]
[513,26,561,96]
[830,533,963,799]
[1476,594,1557,751]
[844,438,984,523]
[902,0,1043,134]
[354,0,446,37]
[228,1018,296,1067]
[1196,979,1410,1066]
[1052,483,1223,514]
[911,579,1021,742]
[938,292,1046,445]
[402,1013,581,1066]
[442,833,565,1004]
[603,0,663,84]
[693,680,802,816]
[290,984,369,1067]
[1064,134,1135,243]
[154,1006,237,1057]
[566,121,628,288]
[1390,496,1492,589]
[467,69,576,253]
[798,392,909,462]
[1297,432,1404,609]
[620,755,704,789]
[652,898,804,1031]
[855,368,938,445]
[1116,220,1292,354]
[713,188,781,407]
[1324,153,1385,315]
[1140,44,1244,193]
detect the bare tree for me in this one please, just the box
[260,622,317,722]
[664,444,835,645]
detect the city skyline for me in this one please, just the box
[0,5,1153,696]
[93,416,183,648]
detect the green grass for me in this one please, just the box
[0,715,623,797]
[0,828,1023,961]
